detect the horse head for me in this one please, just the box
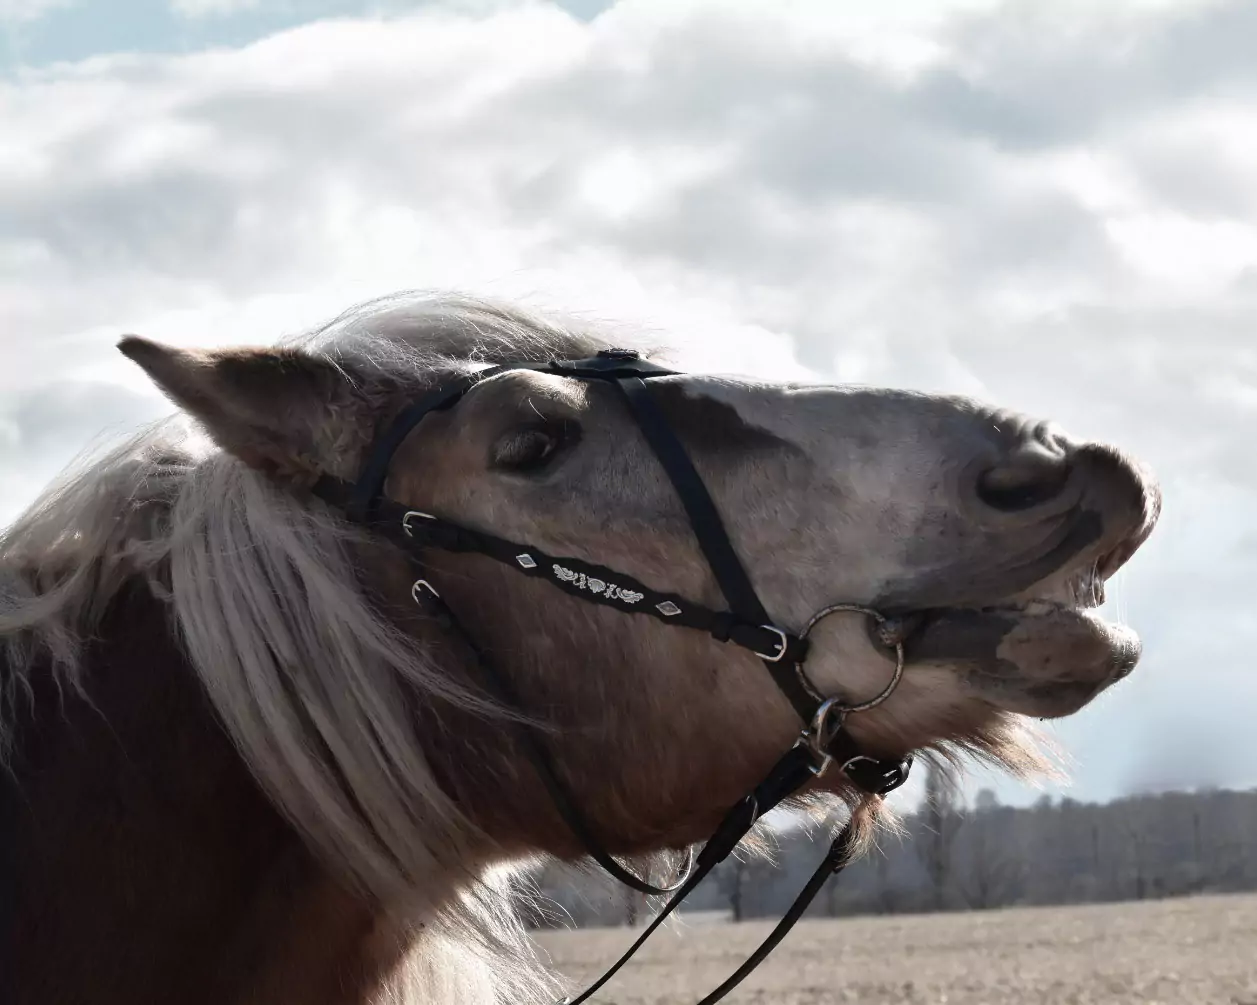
[119,295,1159,866]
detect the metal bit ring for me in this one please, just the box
[799,603,907,715]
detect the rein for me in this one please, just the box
[310,348,913,1003]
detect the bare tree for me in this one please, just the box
[717,854,772,921]
[974,788,1000,812]
[1188,808,1207,892]
[872,842,897,914]
[1119,807,1151,901]
[915,761,962,910]
[957,790,1021,909]
[523,785,1257,929]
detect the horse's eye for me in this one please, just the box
[492,420,580,473]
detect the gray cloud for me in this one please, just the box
[0,0,1254,803]
[924,0,1257,148]
[0,380,168,522]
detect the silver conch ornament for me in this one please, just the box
[552,564,644,604]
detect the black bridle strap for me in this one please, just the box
[564,812,861,1005]
[612,375,769,623]
[687,821,860,1005]
[348,351,685,523]
[562,743,825,1004]
[345,365,513,523]
[311,475,808,666]
[611,375,825,721]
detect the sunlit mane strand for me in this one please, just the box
[0,292,638,1003]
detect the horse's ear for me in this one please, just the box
[119,336,355,482]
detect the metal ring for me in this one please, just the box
[798,603,906,715]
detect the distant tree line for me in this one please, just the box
[522,767,1257,929]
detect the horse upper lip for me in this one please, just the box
[1097,536,1142,581]
[1019,501,1156,608]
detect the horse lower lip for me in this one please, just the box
[901,601,1137,666]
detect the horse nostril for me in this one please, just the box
[976,453,1071,513]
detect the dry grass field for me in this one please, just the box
[534,893,1257,1004]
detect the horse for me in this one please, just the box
[0,292,1160,1004]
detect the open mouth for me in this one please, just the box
[879,441,1160,720]
[916,540,1130,629]
[989,558,1108,615]
[987,530,1147,616]
[898,537,1148,718]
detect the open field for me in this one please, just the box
[534,893,1257,1004]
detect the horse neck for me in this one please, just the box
[2,576,407,1005]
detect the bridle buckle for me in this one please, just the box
[407,515,442,537]
[411,579,440,603]
[841,753,914,796]
[803,748,834,778]
[752,624,791,662]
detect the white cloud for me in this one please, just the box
[2,0,1255,803]
[0,0,71,24]
[170,0,261,18]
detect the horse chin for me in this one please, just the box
[902,561,1142,720]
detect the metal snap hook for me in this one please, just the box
[797,696,848,775]
[808,697,848,750]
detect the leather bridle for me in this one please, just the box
[310,348,914,1004]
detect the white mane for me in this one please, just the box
[0,293,629,1004]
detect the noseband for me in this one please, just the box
[310,348,912,1004]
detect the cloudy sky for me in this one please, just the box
[3,0,1255,809]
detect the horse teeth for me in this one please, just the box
[983,560,1107,614]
